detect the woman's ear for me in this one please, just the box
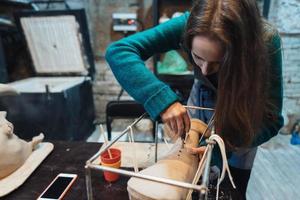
[0,111,7,128]
[0,112,13,137]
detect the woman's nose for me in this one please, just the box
[201,62,209,75]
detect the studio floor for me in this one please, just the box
[87,123,300,200]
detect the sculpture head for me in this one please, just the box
[0,111,32,179]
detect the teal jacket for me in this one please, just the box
[105,12,283,148]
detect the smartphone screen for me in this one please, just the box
[40,176,75,199]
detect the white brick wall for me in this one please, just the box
[269,0,300,123]
[93,60,133,122]
[269,0,300,33]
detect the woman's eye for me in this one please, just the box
[194,55,203,61]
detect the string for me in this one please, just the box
[185,128,236,200]
[216,175,220,200]
[209,134,236,189]
[186,147,209,200]
[183,106,215,200]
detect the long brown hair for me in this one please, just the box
[184,0,272,148]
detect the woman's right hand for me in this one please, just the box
[160,102,190,138]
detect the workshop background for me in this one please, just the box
[45,0,300,126]
[0,0,299,199]
[0,0,299,125]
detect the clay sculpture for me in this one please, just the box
[127,119,208,200]
[0,111,44,179]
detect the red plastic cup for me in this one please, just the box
[100,148,121,182]
[100,148,121,164]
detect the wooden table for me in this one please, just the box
[4,141,130,200]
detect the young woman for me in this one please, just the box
[106,0,283,198]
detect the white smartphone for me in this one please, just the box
[37,173,78,200]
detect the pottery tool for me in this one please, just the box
[100,124,112,159]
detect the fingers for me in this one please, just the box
[160,102,190,137]
[186,146,206,155]
[163,123,175,139]
[168,120,178,136]
[176,116,184,136]
[183,112,190,133]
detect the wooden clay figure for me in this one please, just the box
[127,119,208,200]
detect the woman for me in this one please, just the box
[106,0,283,198]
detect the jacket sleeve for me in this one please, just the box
[251,32,284,147]
[105,13,189,120]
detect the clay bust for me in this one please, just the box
[127,119,208,200]
[0,111,44,179]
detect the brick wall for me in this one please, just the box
[85,0,152,122]
[268,0,300,124]
[93,60,133,122]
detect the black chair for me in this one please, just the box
[157,74,194,105]
[106,74,194,141]
[105,93,156,141]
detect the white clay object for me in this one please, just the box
[127,119,208,200]
[0,111,44,179]
[0,84,18,96]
